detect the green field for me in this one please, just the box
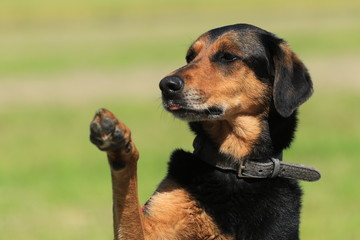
[0,0,359,239]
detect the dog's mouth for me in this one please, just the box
[163,100,224,121]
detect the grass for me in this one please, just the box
[2,28,360,76]
[1,0,359,77]
[291,91,360,239]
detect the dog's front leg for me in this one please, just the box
[90,108,145,240]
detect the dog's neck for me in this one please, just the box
[190,114,321,182]
[194,115,271,159]
[190,108,298,161]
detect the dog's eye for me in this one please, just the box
[220,52,238,62]
[186,49,196,63]
[215,52,239,63]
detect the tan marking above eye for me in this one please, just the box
[191,39,205,53]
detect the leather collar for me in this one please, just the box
[193,136,321,182]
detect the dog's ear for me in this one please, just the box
[272,42,313,117]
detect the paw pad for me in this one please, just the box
[90,109,126,151]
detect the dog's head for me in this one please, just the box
[160,24,313,121]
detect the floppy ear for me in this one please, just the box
[273,42,313,117]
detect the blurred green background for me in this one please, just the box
[0,0,359,239]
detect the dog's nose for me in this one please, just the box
[159,75,184,95]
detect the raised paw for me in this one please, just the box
[90,108,130,151]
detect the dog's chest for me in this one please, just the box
[165,149,302,239]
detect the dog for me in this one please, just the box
[90,24,320,240]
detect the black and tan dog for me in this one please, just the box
[90,24,320,240]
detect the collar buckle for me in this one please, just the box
[237,160,247,178]
[237,160,266,178]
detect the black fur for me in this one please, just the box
[270,39,313,118]
[167,150,302,240]
[268,108,298,154]
[185,106,300,240]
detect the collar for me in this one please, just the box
[193,136,321,182]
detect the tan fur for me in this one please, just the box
[202,115,263,158]
[280,42,295,65]
[143,180,234,240]
[280,42,307,74]
[106,131,144,239]
[93,109,233,239]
